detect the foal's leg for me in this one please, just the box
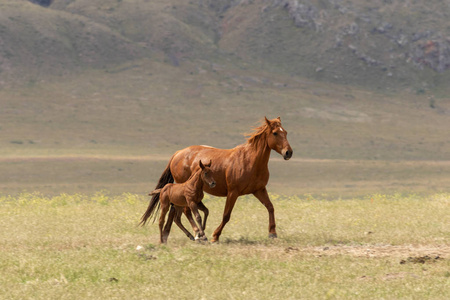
[189,202,207,241]
[158,195,171,244]
[162,205,176,239]
[197,201,209,231]
[184,202,209,237]
[183,207,201,237]
[173,207,195,241]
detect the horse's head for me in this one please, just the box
[265,116,293,160]
[199,160,216,188]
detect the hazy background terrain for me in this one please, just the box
[1,0,449,196]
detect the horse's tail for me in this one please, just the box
[139,159,174,226]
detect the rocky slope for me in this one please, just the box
[2,0,450,90]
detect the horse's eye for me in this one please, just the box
[273,132,278,136]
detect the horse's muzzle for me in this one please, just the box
[283,149,293,160]
[209,182,217,188]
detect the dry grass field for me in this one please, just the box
[1,66,449,298]
[1,2,450,299]
[1,192,449,299]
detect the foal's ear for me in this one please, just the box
[277,116,281,121]
[264,116,271,126]
[205,160,212,168]
[199,160,205,170]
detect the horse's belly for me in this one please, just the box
[203,185,227,197]
[171,146,229,197]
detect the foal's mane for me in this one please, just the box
[186,165,203,181]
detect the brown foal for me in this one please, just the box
[149,160,216,244]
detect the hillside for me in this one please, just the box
[1,0,449,160]
[0,0,449,195]
[2,0,450,90]
[2,58,449,161]
[216,0,450,90]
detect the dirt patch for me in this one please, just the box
[301,244,450,258]
[359,272,421,281]
[221,243,449,261]
[400,255,444,264]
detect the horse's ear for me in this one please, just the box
[199,160,205,170]
[205,160,212,167]
[277,116,281,121]
[264,116,271,126]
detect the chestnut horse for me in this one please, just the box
[140,117,293,242]
[149,160,216,244]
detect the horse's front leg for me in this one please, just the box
[253,188,277,239]
[211,191,239,243]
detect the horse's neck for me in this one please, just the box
[243,137,271,171]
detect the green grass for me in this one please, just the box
[1,193,449,299]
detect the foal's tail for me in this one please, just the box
[148,188,162,196]
[139,159,174,226]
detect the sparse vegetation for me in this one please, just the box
[1,192,449,299]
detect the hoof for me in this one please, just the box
[188,236,195,241]
[195,236,208,245]
[195,235,208,242]
[268,233,278,239]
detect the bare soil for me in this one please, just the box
[297,244,450,259]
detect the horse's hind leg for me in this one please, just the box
[174,207,195,241]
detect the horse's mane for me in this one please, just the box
[246,120,270,145]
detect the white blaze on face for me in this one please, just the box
[280,128,284,132]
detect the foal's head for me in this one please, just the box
[199,160,216,188]
[265,116,293,160]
